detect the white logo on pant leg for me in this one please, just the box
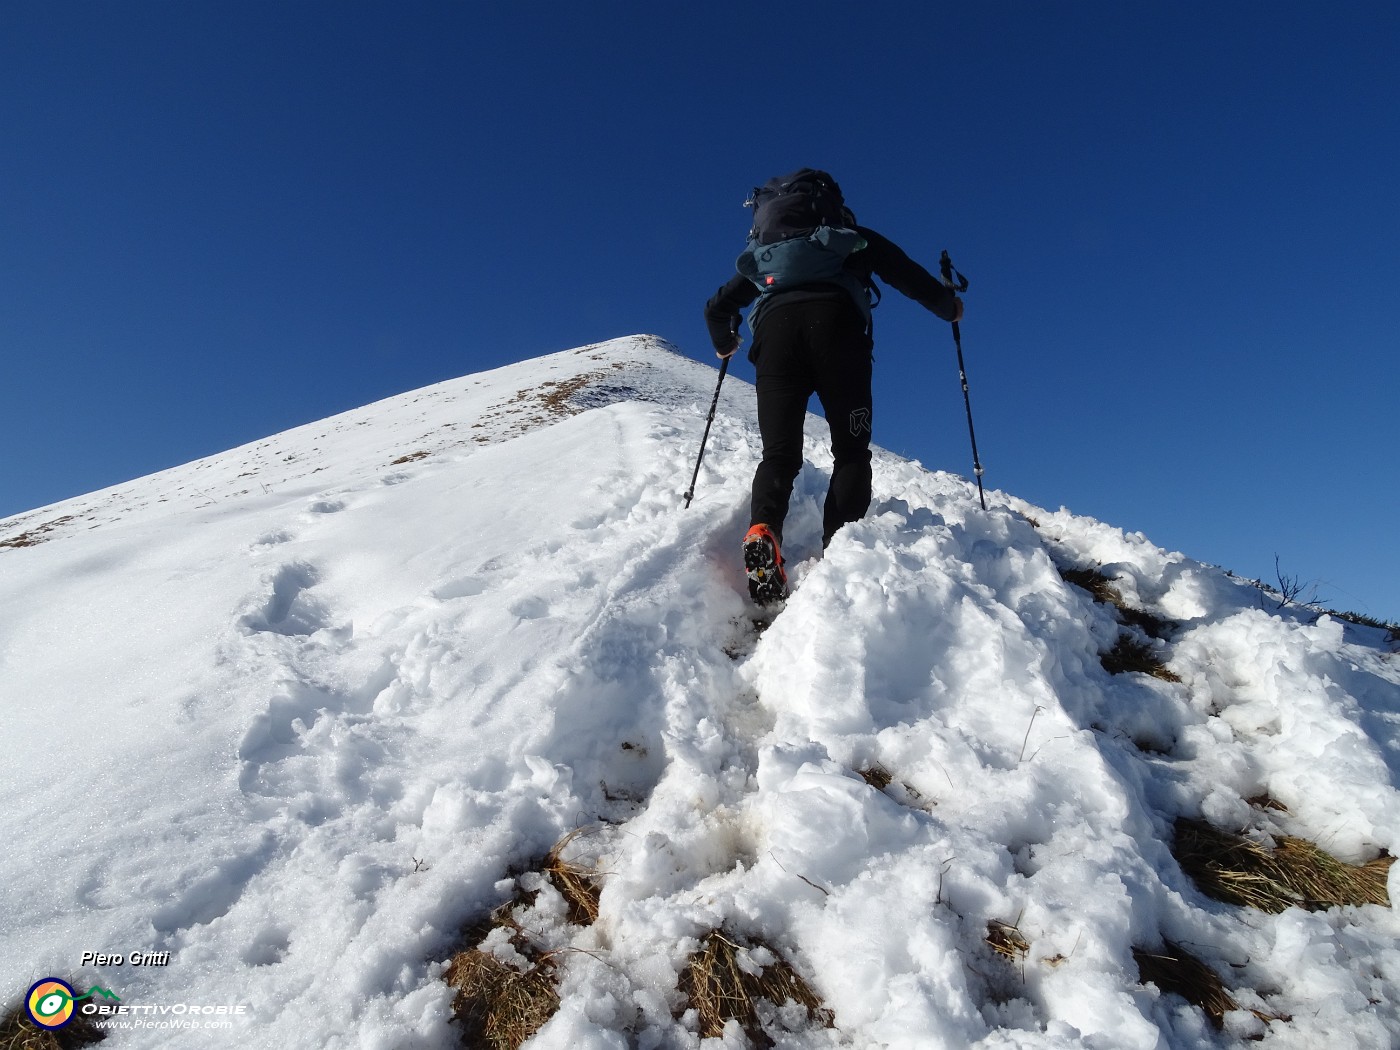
[849,408,871,436]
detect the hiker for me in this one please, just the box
[703,168,963,604]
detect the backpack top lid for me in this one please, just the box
[746,168,856,245]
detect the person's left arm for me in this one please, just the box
[857,226,963,322]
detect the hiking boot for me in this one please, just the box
[743,523,787,606]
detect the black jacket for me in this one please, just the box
[704,225,959,352]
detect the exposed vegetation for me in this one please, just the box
[443,830,607,1048]
[540,829,603,926]
[1133,942,1241,1030]
[1269,554,1322,611]
[985,919,1030,964]
[444,946,559,1050]
[0,516,76,551]
[857,764,893,791]
[471,369,629,445]
[1232,561,1399,633]
[856,763,928,809]
[1173,818,1392,913]
[1101,635,1182,682]
[1058,565,1176,639]
[678,930,833,1046]
[0,988,104,1049]
[1323,607,1400,640]
[1059,566,1123,607]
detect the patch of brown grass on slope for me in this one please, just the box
[678,930,833,1045]
[1173,818,1392,912]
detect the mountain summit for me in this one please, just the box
[2,336,1397,1048]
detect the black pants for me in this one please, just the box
[749,298,874,548]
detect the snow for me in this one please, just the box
[2,334,1397,1048]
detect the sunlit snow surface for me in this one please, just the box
[2,336,1397,1048]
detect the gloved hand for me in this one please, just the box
[716,336,741,360]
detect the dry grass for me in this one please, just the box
[441,830,610,1047]
[0,516,76,551]
[0,992,104,1049]
[1101,635,1181,682]
[536,374,602,417]
[468,369,617,445]
[1133,942,1239,1029]
[1060,565,1175,639]
[1327,609,1391,630]
[678,930,833,1045]
[985,920,1030,963]
[857,764,893,791]
[1120,606,1175,639]
[856,764,928,809]
[1246,794,1290,814]
[444,949,559,1050]
[1173,818,1393,912]
[541,829,602,926]
[443,888,558,1050]
[1060,566,1123,606]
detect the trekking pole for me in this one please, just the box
[682,354,731,508]
[939,250,987,510]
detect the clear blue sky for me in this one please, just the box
[3,2,1396,618]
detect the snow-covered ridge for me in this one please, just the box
[1,335,1397,1049]
[0,334,700,549]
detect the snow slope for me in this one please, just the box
[1,335,1397,1049]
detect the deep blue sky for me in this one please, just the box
[4,2,1396,618]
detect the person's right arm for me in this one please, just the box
[703,274,758,358]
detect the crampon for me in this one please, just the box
[742,523,787,606]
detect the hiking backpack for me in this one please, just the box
[736,168,875,328]
[746,168,855,245]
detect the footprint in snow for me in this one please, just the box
[249,528,294,549]
[237,688,332,772]
[149,840,275,935]
[432,576,487,601]
[508,595,550,620]
[242,927,291,967]
[239,561,331,637]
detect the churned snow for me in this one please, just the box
[1,335,1397,1048]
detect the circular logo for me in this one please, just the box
[26,978,77,1029]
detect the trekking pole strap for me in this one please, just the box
[939,249,969,294]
